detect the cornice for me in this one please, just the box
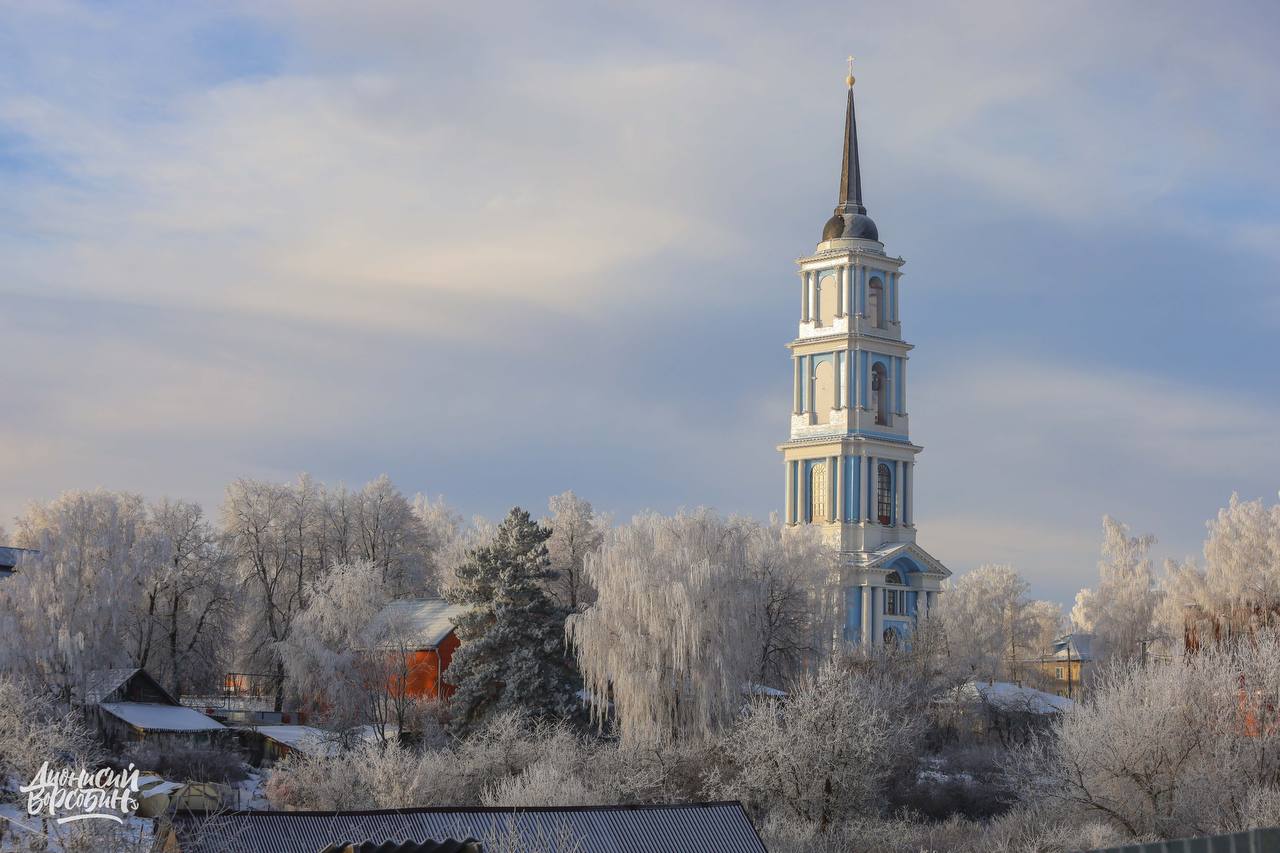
[796,248,905,271]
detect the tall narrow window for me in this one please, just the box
[810,462,828,522]
[868,278,884,328]
[877,463,892,525]
[871,363,889,426]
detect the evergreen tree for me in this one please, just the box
[445,507,580,733]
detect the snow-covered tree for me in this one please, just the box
[569,509,834,743]
[1,490,161,700]
[446,508,579,734]
[1203,493,1280,625]
[1072,517,1160,663]
[544,490,608,611]
[131,498,233,699]
[716,659,926,833]
[323,475,434,596]
[936,563,1046,679]
[1031,632,1280,838]
[221,475,327,711]
[275,559,424,738]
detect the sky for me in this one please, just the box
[1,1,1278,606]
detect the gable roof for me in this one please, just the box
[82,667,179,706]
[859,541,952,578]
[175,802,766,853]
[365,599,467,650]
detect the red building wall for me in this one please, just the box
[401,631,461,700]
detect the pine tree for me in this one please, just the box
[445,507,580,733]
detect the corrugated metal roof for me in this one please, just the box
[364,599,467,650]
[175,802,766,853]
[318,841,483,853]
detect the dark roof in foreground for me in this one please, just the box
[319,841,482,853]
[175,802,766,853]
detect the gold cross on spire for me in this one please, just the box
[845,55,856,88]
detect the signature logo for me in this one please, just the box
[19,761,141,824]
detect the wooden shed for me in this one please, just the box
[364,599,467,700]
[83,668,225,749]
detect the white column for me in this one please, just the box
[905,462,914,526]
[899,359,908,414]
[800,272,811,323]
[834,269,844,317]
[852,349,861,410]
[894,460,904,527]
[784,462,794,525]
[843,265,853,318]
[793,357,803,414]
[871,587,883,646]
[828,456,838,522]
[834,456,844,523]
[853,263,862,316]
[892,272,900,322]
[866,454,876,522]
[862,584,873,645]
[810,273,819,322]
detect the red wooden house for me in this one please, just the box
[365,599,467,700]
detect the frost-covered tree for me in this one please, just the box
[1,490,161,700]
[446,508,579,734]
[131,498,233,699]
[717,659,926,833]
[936,563,1046,679]
[1029,632,1280,838]
[1203,493,1280,625]
[222,475,327,711]
[569,509,834,743]
[275,559,423,738]
[1072,517,1160,663]
[544,491,608,611]
[323,475,434,596]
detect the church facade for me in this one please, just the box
[779,67,950,647]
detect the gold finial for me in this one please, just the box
[846,55,855,88]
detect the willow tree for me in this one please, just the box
[568,510,834,743]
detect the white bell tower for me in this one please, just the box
[778,61,950,647]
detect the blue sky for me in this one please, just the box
[2,1,1278,605]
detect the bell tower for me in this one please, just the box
[779,60,950,647]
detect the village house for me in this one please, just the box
[1032,633,1093,700]
[364,598,468,700]
[82,667,225,749]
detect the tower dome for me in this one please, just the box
[821,73,878,244]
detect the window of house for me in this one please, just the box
[877,463,892,525]
[1055,666,1064,680]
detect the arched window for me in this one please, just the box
[809,462,828,522]
[871,363,889,426]
[868,277,884,328]
[884,570,904,586]
[877,463,892,525]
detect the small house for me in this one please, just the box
[364,599,468,700]
[1032,633,1093,700]
[83,668,225,749]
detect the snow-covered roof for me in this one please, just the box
[364,598,467,650]
[1050,633,1094,661]
[100,702,225,732]
[253,724,393,756]
[253,725,339,755]
[946,681,1074,714]
[83,668,143,704]
[0,546,36,570]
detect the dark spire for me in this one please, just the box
[822,59,878,243]
[836,82,866,215]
